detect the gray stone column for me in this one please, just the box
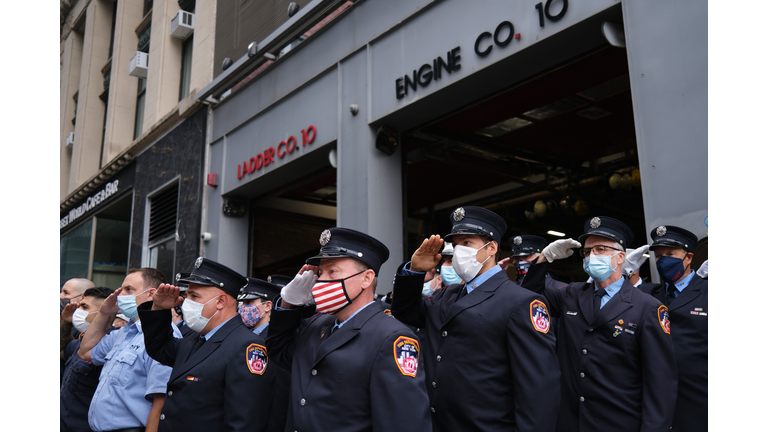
[337,49,404,293]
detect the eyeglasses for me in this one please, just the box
[579,245,622,257]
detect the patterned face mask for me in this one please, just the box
[238,303,264,328]
[312,271,366,315]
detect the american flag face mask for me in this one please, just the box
[312,270,366,314]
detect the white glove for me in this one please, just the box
[622,245,650,277]
[280,271,318,306]
[696,260,708,278]
[541,239,582,263]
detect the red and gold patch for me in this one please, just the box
[530,300,550,333]
[246,343,268,375]
[393,336,420,377]
[657,305,671,334]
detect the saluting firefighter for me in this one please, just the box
[391,206,561,432]
[137,258,276,432]
[507,234,567,288]
[638,225,708,432]
[521,216,677,432]
[265,227,432,432]
[238,277,290,432]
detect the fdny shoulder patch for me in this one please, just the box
[530,299,550,333]
[246,343,268,375]
[393,336,420,377]
[658,305,671,334]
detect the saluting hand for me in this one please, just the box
[281,265,318,307]
[498,257,511,271]
[61,302,80,324]
[100,288,122,314]
[152,284,184,311]
[411,235,444,272]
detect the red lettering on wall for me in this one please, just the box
[236,125,317,180]
[302,125,317,146]
[287,136,297,154]
[264,147,276,166]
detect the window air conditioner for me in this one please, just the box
[170,11,195,39]
[129,51,149,78]
[65,132,75,149]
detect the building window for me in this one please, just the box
[178,0,195,12]
[60,219,94,289]
[100,67,111,166]
[143,0,153,16]
[179,36,193,101]
[134,78,146,140]
[146,183,179,279]
[108,1,118,58]
[72,93,78,126]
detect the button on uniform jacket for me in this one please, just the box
[266,300,432,432]
[138,302,275,432]
[523,261,678,432]
[391,263,561,432]
[638,275,708,432]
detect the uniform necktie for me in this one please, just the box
[457,285,468,301]
[593,288,608,320]
[666,283,678,305]
[191,336,206,354]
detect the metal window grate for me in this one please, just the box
[148,185,178,243]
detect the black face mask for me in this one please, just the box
[516,261,532,283]
[60,297,71,314]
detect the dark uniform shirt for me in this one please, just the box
[60,328,116,432]
[639,274,708,432]
[137,303,276,432]
[391,263,561,432]
[266,300,432,432]
[523,260,678,432]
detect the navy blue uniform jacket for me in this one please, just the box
[266,300,432,432]
[523,261,678,432]
[639,275,708,432]
[138,302,275,432]
[391,263,561,432]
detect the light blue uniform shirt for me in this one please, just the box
[668,270,696,298]
[253,322,269,336]
[88,320,180,431]
[594,277,624,309]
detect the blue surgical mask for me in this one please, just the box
[117,289,150,321]
[583,253,618,283]
[422,281,435,298]
[440,265,462,285]
[656,256,687,283]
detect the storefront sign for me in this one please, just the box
[236,125,317,180]
[60,180,121,229]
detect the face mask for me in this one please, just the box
[116,289,150,321]
[422,281,435,298]
[656,256,688,283]
[312,271,365,315]
[238,303,264,328]
[583,253,619,283]
[60,298,70,313]
[452,242,492,282]
[440,265,462,285]
[515,260,532,283]
[181,296,220,333]
[72,308,97,334]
